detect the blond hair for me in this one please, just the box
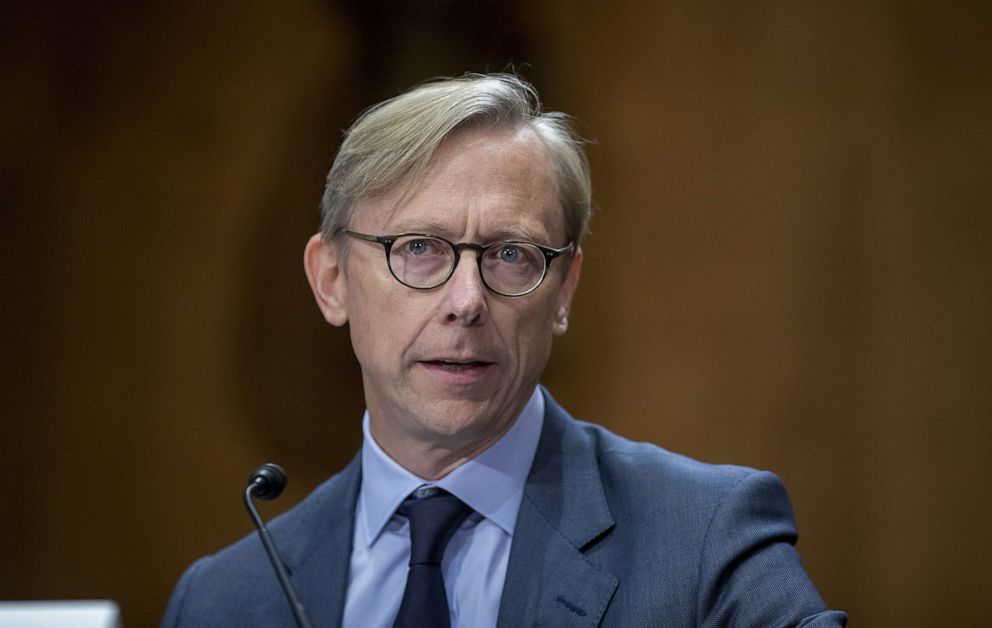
[320,73,591,244]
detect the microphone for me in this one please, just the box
[249,462,288,500]
[244,463,315,628]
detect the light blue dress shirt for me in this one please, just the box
[341,387,545,628]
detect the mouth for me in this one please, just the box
[417,357,496,384]
[422,359,494,372]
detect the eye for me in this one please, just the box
[498,245,520,263]
[405,238,439,256]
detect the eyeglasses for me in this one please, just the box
[340,230,573,297]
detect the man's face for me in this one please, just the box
[308,126,581,474]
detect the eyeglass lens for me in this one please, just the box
[389,235,547,295]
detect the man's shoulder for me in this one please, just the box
[540,391,801,536]
[532,395,844,626]
[571,416,777,513]
[576,418,758,486]
[542,392,766,501]
[161,457,360,627]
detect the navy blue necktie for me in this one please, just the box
[392,489,473,628]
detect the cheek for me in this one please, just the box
[346,286,395,370]
[505,302,557,363]
[350,289,430,369]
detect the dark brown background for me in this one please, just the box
[2,2,990,626]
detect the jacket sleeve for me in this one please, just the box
[696,470,847,627]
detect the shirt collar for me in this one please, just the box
[358,387,545,547]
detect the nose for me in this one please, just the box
[440,250,488,326]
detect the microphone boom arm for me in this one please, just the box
[243,471,315,628]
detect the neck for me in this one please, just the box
[370,421,518,480]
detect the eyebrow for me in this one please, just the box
[488,225,549,242]
[388,220,551,244]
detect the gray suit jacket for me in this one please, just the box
[163,390,846,627]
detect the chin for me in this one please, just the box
[415,399,505,442]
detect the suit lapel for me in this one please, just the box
[275,454,361,628]
[497,391,618,627]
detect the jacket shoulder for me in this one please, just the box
[161,458,360,627]
[573,417,765,502]
[550,412,844,626]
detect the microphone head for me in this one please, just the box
[247,463,288,500]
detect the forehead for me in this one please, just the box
[353,126,565,243]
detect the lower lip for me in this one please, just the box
[419,361,494,385]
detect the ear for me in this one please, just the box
[304,233,349,326]
[552,247,583,336]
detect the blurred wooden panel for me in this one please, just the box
[1,1,356,623]
[536,2,991,626]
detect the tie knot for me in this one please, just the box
[400,490,472,566]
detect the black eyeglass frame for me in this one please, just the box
[339,229,574,297]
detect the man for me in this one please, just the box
[163,74,845,627]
